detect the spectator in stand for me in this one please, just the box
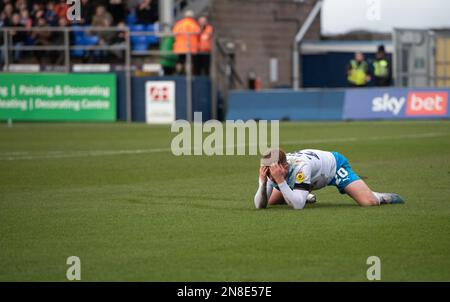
[172,10,200,74]
[96,17,116,61]
[52,16,68,65]
[108,0,127,25]
[91,4,113,27]
[14,0,27,12]
[54,0,68,19]
[160,35,178,76]
[80,0,94,25]
[0,0,11,14]
[44,1,58,26]
[108,21,127,60]
[196,15,213,75]
[31,17,52,64]
[91,4,114,60]
[1,3,15,25]
[9,13,26,62]
[19,8,32,28]
[32,7,46,25]
[136,0,158,25]
[30,3,42,22]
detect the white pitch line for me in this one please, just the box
[0,132,447,161]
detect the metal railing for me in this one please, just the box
[0,26,217,121]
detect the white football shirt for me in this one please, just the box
[284,149,337,191]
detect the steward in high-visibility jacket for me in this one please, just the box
[195,16,214,75]
[199,23,213,53]
[347,53,370,87]
[172,14,201,55]
[373,46,391,86]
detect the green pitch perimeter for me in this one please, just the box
[0,121,449,281]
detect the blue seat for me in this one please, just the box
[130,24,145,32]
[71,25,86,39]
[131,35,149,51]
[82,36,99,45]
[132,43,149,51]
[131,35,147,44]
[126,13,137,26]
[71,49,85,57]
[146,35,159,45]
[71,35,99,57]
[143,24,159,45]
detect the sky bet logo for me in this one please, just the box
[372,93,405,115]
[372,92,448,116]
[406,92,448,116]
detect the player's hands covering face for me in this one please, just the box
[269,164,286,184]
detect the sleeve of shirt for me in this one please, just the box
[293,164,312,191]
[278,181,309,210]
[253,178,274,209]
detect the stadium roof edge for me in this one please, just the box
[301,40,393,54]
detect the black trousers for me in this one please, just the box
[374,77,391,87]
[194,53,211,76]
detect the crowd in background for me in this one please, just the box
[0,0,158,28]
[0,0,159,63]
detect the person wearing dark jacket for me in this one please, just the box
[136,0,158,24]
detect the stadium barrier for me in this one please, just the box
[0,72,211,122]
[226,87,450,121]
[0,27,215,123]
[0,73,117,121]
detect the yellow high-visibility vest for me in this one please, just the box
[348,60,368,86]
[373,59,389,78]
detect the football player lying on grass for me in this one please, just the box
[254,149,404,210]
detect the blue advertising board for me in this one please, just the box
[343,88,450,120]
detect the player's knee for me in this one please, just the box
[357,197,379,207]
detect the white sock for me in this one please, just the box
[373,192,386,205]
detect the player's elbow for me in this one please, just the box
[254,197,268,209]
[254,201,268,209]
[291,202,305,210]
[290,198,306,210]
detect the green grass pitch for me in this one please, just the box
[0,120,449,281]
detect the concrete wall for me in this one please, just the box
[210,0,321,89]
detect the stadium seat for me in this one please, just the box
[131,36,148,44]
[146,35,159,45]
[130,24,145,32]
[71,35,99,57]
[125,13,137,26]
[82,36,100,46]
[131,36,149,51]
[145,24,159,45]
[132,43,150,52]
[71,25,86,39]
[71,49,85,57]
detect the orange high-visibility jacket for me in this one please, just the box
[199,24,214,53]
[172,17,201,54]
